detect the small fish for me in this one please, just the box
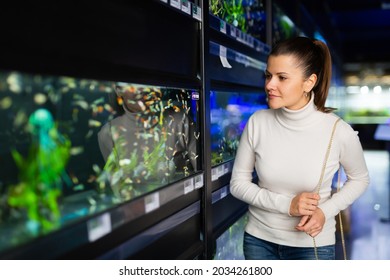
[87,196,97,206]
[33,93,47,105]
[70,146,84,155]
[73,184,85,191]
[88,119,102,127]
[85,130,94,139]
[72,100,89,110]
[92,164,101,174]
[0,97,12,109]
[72,108,79,122]
[92,97,105,105]
[13,110,27,127]
[119,159,131,166]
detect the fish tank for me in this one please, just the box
[214,213,247,260]
[272,2,301,45]
[209,0,267,43]
[210,90,268,166]
[0,70,201,255]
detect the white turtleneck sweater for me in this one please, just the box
[230,96,370,247]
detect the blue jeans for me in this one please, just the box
[243,232,335,260]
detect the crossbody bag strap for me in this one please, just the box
[312,118,343,260]
[336,167,347,260]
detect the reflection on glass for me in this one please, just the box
[272,3,301,45]
[97,83,199,201]
[0,70,200,254]
[210,90,267,166]
[209,0,266,42]
[214,213,247,260]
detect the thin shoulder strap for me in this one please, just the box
[315,118,341,194]
[313,117,342,260]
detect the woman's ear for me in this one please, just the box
[304,74,317,92]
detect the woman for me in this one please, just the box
[230,36,370,260]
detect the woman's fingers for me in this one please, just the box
[297,215,310,227]
[290,192,320,216]
[296,209,326,237]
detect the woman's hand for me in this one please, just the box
[289,192,320,217]
[295,208,326,237]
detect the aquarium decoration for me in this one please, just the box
[8,108,71,233]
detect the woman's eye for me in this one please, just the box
[265,73,271,79]
[279,76,287,81]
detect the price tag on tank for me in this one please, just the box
[194,174,204,189]
[236,29,243,43]
[211,167,218,181]
[144,192,160,213]
[87,213,112,242]
[192,4,202,21]
[220,20,227,34]
[223,163,230,175]
[217,164,224,177]
[230,25,236,38]
[184,178,195,194]
[220,186,228,199]
[170,0,181,9]
[248,35,254,48]
[181,0,191,15]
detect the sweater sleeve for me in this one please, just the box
[318,121,370,219]
[230,114,294,215]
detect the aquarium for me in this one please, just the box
[213,213,247,260]
[272,2,301,45]
[209,0,266,43]
[0,70,201,254]
[210,90,267,166]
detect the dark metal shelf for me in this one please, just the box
[0,173,204,259]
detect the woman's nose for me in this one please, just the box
[265,78,275,91]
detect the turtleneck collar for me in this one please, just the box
[275,93,324,130]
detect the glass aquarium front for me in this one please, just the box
[209,0,266,43]
[214,213,247,260]
[210,90,267,166]
[272,2,301,45]
[0,70,200,254]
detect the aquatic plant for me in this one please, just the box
[98,120,172,201]
[8,108,71,233]
[210,0,224,17]
[223,0,248,32]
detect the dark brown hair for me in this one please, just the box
[269,36,334,113]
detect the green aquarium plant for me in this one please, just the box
[223,0,247,33]
[8,108,71,234]
[210,0,224,17]
[98,121,172,202]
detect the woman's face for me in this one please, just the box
[265,54,315,110]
